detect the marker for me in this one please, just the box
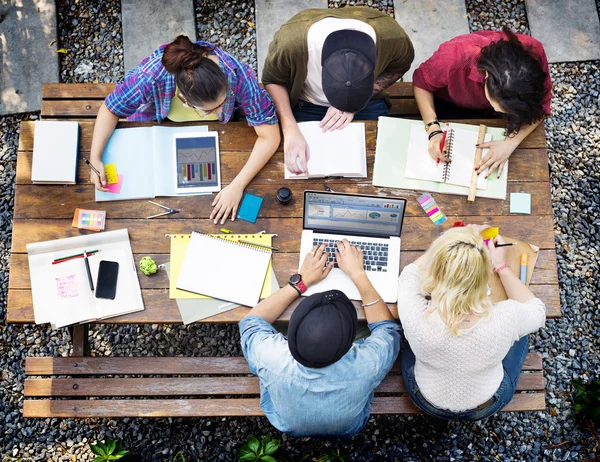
[53,250,99,263]
[520,253,528,284]
[238,240,279,251]
[83,250,94,291]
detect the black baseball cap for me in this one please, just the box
[321,29,376,113]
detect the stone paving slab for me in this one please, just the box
[393,0,469,81]
[0,0,59,115]
[526,0,600,63]
[256,0,327,80]
[121,0,196,72]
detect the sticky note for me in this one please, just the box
[417,194,446,226]
[510,193,531,215]
[107,174,124,194]
[481,227,499,240]
[237,193,263,223]
[105,164,118,185]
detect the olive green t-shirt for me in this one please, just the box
[261,7,414,106]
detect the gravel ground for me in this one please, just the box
[1,0,600,460]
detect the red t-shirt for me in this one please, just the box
[413,31,552,115]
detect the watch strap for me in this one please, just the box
[288,281,302,295]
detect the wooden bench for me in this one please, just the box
[23,354,545,417]
[12,83,559,418]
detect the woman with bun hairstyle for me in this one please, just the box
[89,35,280,224]
[397,225,546,420]
[413,28,552,179]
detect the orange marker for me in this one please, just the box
[520,253,528,284]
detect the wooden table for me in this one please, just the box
[8,119,561,330]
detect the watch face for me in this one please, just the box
[289,273,302,285]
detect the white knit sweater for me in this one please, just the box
[397,264,546,412]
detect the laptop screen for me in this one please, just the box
[303,191,406,238]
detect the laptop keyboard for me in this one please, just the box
[312,238,389,272]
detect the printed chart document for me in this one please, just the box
[95,125,217,201]
[31,121,79,184]
[27,229,143,328]
[285,122,367,179]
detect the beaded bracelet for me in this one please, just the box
[428,130,443,140]
[493,263,510,273]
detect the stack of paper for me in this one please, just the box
[27,229,143,328]
[31,121,79,184]
[168,233,278,324]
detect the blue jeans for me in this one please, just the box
[402,335,530,421]
[292,99,389,122]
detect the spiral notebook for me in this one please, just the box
[176,232,272,306]
[405,124,492,189]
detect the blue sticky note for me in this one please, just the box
[237,193,263,223]
[510,193,531,215]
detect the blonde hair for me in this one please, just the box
[420,227,493,335]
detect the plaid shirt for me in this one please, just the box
[105,42,278,126]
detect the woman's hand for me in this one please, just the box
[427,131,450,163]
[89,159,109,192]
[319,107,354,132]
[475,140,517,178]
[284,127,310,175]
[488,235,509,270]
[335,239,365,281]
[300,243,334,287]
[210,182,244,224]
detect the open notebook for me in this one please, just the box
[176,232,272,307]
[285,122,367,179]
[405,124,492,189]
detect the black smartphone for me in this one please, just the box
[95,260,119,300]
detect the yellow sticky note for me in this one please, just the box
[105,164,118,185]
[481,227,499,240]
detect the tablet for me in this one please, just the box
[173,132,221,194]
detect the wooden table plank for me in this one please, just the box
[42,83,116,99]
[10,216,557,254]
[8,249,559,290]
[18,119,549,151]
[12,181,553,219]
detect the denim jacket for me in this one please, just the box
[239,316,401,437]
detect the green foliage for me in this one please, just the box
[238,434,281,461]
[167,452,199,462]
[90,438,131,462]
[313,448,347,462]
[572,378,600,423]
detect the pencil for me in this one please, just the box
[238,240,279,251]
[84,159,102,178]
[53,250,99,262]
[495,243,515,248]
[83,250,94,291]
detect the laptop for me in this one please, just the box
[299,191,407,303]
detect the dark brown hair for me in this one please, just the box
[162,35,227,106]
[477,28,547,136]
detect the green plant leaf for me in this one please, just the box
[107,440,117,455]
[264,441,280,455]
[260,456,277,462]
[263,434,271,445]
[248,437,260,454]
[91,444,106,456]
[92,457,103,462]
[239,446,257,461]
[114,450,131,456]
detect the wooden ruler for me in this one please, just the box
[467,124,488,202]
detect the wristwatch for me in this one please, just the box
[424,119,440,131]
[288,273,307,295]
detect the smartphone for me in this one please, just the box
[95,260,119,300]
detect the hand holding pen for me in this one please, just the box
[85,159,109,192]
[436,123,450,167]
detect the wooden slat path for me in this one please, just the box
[22,353,545,417]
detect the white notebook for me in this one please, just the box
[285,122,367,179]
[31,121,79,184]
[405,124,492,189]
[176,232,272,307]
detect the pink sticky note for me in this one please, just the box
[56,275,78,298]
[106,174,124,194]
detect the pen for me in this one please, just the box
[84,159,102,179]
[238,240,279,251]
[520,253,528,284]
[83,249,94,291]
[53,249,99,262]
[437,124,449,166]
[494,243,515,248]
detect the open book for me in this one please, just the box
[285,122,367,179]
[405,124,493,189]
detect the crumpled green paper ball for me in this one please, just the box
[140,256,158,276]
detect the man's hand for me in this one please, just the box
[475,140,516,178]
[335,239,366,281]
[319,107,354,132]
[89,159,109,192]
[300,243,334,287]
[284,127,310,175]
[210,182,244,224]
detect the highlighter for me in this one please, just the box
[520,253,528,284]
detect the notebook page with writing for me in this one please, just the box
[445,128,492,189]
[176,232,272,307]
